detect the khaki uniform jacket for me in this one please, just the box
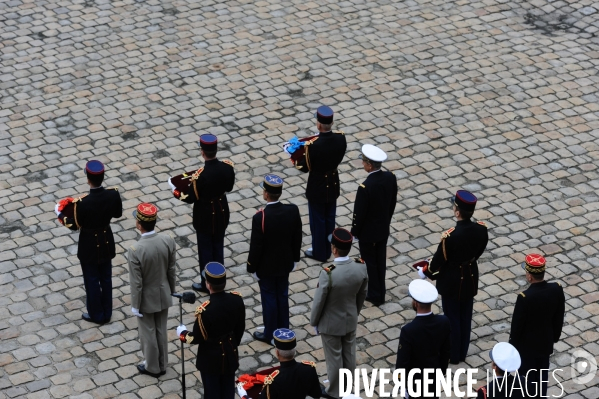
[310,258,368,335]
[127,232,177,313]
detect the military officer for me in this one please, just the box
[55,160,122,324]
[295,105,347,262]
[351,144,398,306]
[236,329,322,399]
[420,190,488,364]
[128,203,177,378]
[477,342,525,399]
[168,134,235,294]
[176,262,246,399]
[247,174,302,345]
[509,254,565,398]
[395,280,450,399]
[310,228,368,399]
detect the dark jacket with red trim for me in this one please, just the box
[509,280,565,356]
[423,220,488,300]
[258,359,322,399]
[59,187,122,263]
[294,131,347,203]
[247,202,302,277]
[179,291,245,374]
[176,158,235,235]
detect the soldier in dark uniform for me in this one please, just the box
[395,280,450,399]
[237,329,322,399]
[420,190,488,364]
[54,160,122,324]
[168,134,235,294]
[295,105,347,262]
[509,254,565,398]
[176,262,246,399]
[351,144,398,306]
[476,342,525,399]
[247,175,302,345]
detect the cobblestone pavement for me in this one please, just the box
[1,0,599,398]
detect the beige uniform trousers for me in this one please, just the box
[138,308,169,374]
[321,330,357,398]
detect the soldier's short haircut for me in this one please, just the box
[368,161,382,169]
[203,150,217,159]
[210,282,226,292]
[139,220,156,232]
[530,271,545,281]
[266,192,281,201]
[277,348,296,360]
[458,208,473,220]
[87,174,104,187]
[319,122,333,131]
[335,246,350,257]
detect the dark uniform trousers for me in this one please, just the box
[509,280,565,398]
[294,130,347,262]
[423,219,488,364]
[247,202,302,341]
[59,186,122,323]
[177,158,235,289]
[258,359,322,399]
[180,291,245,399]
[351,170,397,304]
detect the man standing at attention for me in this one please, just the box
[419,190,488,364]
[295,105,347,262]
[395,280,450,398]
[310,228,368,399]
[128,203,177,378]
[509,253,565,398]
[351,144,398,306]
[247,174,302,345]
[55,160,122,325]
[168,134,235,294]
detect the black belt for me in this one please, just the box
[81,226,109,233]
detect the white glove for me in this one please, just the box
[252,272,260,281]
[131,307,143,317]
[237,382,248,398]
[168,177,176,192]
[417,266,427,280]
[292,262,298,272]
[176,325,187,335]
[54,204,60,216]
[313,325,319,335]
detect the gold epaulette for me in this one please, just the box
[263,370,280,385]
[195,300,210,315]
[223,159,234,167]
[333,130,345,135]
[230,291,242,297]
[441,227,455,239]
[557,282,561,287]
[190,167,204,181]
[72,194,87,203]
[304,137,318,146]
[359,184,365,188]
[477,220,486,227]
[519,292,525,298]
[109,187,119,191]
[354,257,365,264]
[323,264,336,273]
[301,360,316,367]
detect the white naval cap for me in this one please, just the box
[490,342,521,372]
[361,144,387,163]
[408,279,438,304]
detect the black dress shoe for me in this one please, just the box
[304,249,326,262]
[160,370,167,376]
[253,331,273,345]
[364,297,383,306]
[81,313,106,325]
[192,283,209,294]
[320,385,338,399]
[137,364,161,378]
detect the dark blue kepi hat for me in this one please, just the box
[260,174,284,194]
[273,328,296,350]
[315,105,334,124]
[202,262,226,285]
[199,134,218,151]
[328,228,353,250]
[450,190,477,212]
[85,160,104,175]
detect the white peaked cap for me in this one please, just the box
[408,279,438,304]
[490,342,521,372]
[361,144,387,162]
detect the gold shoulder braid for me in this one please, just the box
[301,360,316,367]
[441,227,455,261]
[262,369,280,399]
[333,130,345,135]
[195,300,210,340]
[223,159,234,167]
[230,291,242,297]
[190,167,204,181]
